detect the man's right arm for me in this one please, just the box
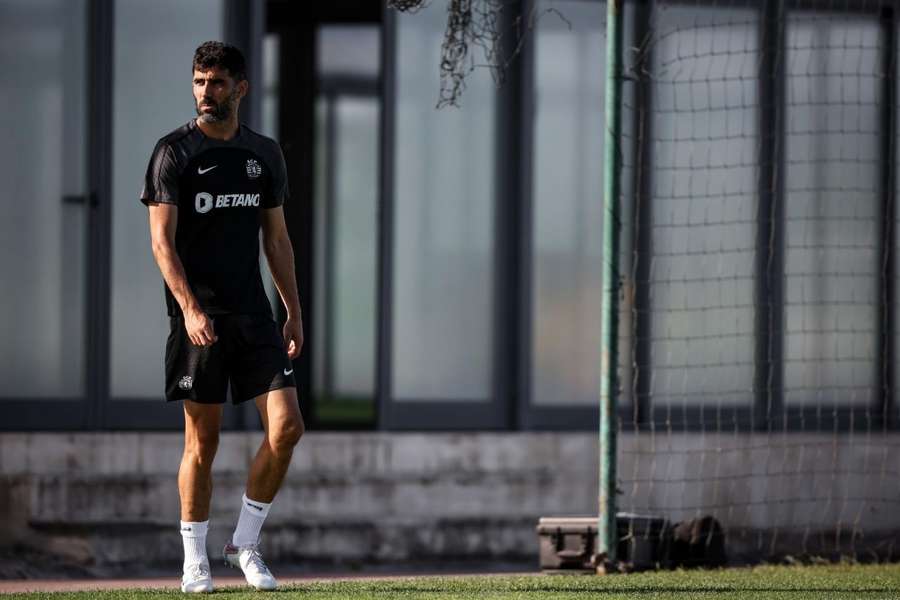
[147,202,217,346]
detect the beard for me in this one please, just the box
[196,90,237,123]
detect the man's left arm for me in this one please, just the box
[261,207,303,359]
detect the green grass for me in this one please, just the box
[313,395,375,426]
[8,564,900,600]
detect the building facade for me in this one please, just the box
[2,0,621,433]
[2,0,900,567]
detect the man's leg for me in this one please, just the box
[230,387,304,546]
[179,400,224,520]
[179,400,223,593]
[246,386,305,502]
[224,387,303,590]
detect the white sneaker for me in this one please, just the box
[223,542,277,590]
[181,561,213,593]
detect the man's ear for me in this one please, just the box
[237,79,249,99]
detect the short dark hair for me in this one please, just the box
[193,41,247,81]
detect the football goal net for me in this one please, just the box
[612,0,900,563]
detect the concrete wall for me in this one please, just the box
[1,432,898,568]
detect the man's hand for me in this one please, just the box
[184,308,218,346]
[283,315,304,359]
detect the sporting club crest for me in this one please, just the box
[178,375,193,390]
[246,158,262,179]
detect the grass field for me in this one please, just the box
[5,564,900,600]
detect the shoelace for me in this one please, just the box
[242,546,272,576]
[185,562,210,580]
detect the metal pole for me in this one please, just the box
[755,0,785,432]
[879,5,896,430]
[597,0,624,572]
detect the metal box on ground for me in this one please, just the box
[537,513,670,572]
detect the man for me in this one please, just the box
[141,41,304,593]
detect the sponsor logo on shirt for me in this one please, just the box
[195,192,214,214]
[194,192,260,213]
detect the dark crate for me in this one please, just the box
[537,513,670,572]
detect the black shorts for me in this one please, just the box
[165,313,296,404]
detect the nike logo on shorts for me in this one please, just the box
[198,165,218,174]
[283,368,293,376]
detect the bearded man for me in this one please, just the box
[140,41,304,593]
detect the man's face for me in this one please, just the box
[192,67,246,123]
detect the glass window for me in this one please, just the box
[0,0,88,398]
[529,0,606,407]
[392,4,496,401]
[110,0,224,398]
[313,97,329,418]
[261,34,280,140]
[647,5,759,409]
[784,15,881,407]
[260,33,280,312]
[332,98,379,402]
[314,97,380,424]
[313,25,381,426]
[317,25,380,78]
[312,25,381,426]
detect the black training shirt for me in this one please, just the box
[140,119,289,317]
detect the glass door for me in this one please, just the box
[107,0,225,428]
[311,25,381,428]
[0,0,90,429]
[381,6,506,429]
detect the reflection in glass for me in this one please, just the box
[313,25,380,425]
[260,32,280,313]
[0,0,88,397]
[392,4,496,401]
[648,5,759,408]
[333,98,378,400]
[317,25,380,78]
[530,0,606,407]
[784,16,880,407]
[110,0,224,398]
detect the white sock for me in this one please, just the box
[180,520,209,569]
[232,493,272,547]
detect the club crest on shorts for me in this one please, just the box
[246,158,262,179]
[178,375,193,390]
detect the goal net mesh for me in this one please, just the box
[617,0,900,562]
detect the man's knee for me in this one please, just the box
[270,414,304,454]
[184,424,220,464]
[183,401,223,464]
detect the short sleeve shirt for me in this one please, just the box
[140,120,289,317]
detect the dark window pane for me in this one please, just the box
[0,0,88,398]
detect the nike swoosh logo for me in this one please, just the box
[283,368,294,376]
[197,165,217,174]
[246,503,264,511]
